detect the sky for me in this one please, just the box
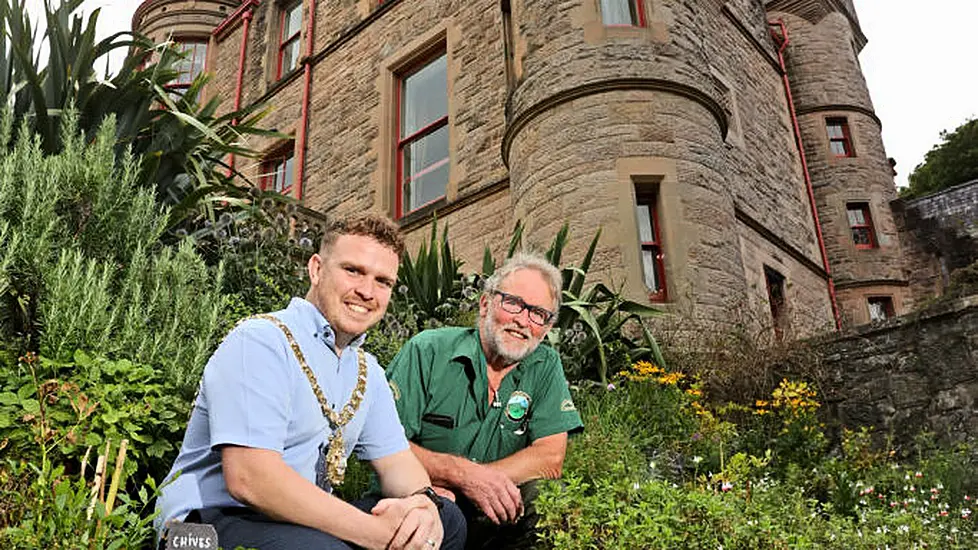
[25,0,978,190]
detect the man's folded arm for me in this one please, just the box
[485,432,568,485]
[370,447,436,498]
[222,445,405,550]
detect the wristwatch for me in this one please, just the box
[412,486,444,510]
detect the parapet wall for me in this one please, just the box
[818,295,978,446]
[904,179,978,239]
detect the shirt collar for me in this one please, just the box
[287,297,367,350]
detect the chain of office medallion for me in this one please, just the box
[246,315,367,429]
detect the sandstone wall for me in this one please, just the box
[819,296,978,445]
[893,180,978,307]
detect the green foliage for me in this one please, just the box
[195,199,320,330]
[372,218,479,366]
[0,352,191,484]
[904,118,978,199]
[536,472,978,549]
[0,456,158,548]
[395,219,476,332]
[0,111,225,390]
[542,371,978,549]
[1,0,278,221]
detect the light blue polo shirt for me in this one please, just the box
[155,298,408,532]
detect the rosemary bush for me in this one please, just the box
[0,109,224,393]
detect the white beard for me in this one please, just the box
[483,313,541,365]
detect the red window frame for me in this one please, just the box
[277,1,303,80]
[635,188,667,302]
[867,296,895,322]
[764,266,787,340]
[173,40,207,86]
[395,50,449,219]
[600,0,646,27]
[846,202,877,249]
[261,145,296,195]
[826,117,854,157]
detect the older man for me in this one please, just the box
[156,214,465,550]
[386,253,584,548]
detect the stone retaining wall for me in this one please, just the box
[818,295,978,446]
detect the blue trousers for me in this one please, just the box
[190,496,466,550]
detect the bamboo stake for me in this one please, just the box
[104,439,128,514]
[86,453,106,521]
[98,438,111,504]
[80,445,92,482]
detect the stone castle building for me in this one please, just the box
[133,0,923,335]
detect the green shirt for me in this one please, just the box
[386,327,583,464]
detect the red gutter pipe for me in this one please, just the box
[769,19,842,331]
[213,0,260,39]
[294,0,317,200]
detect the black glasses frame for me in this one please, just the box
[492,290,556,326]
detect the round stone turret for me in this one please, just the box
[132,0,240,44]
[770,6,911,324]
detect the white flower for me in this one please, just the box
[692,455,703,465]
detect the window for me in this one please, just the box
[826,118,854,157]
[173,40,207,86]
[396,52,449,218]
[277,1,303,79]
[764,266,787,339]
[846,202,877,249]
[634,186,666,301]
[600,0,644,26]
[867,296,894,322]
[261,146,295,194]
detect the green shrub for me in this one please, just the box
[0,456,157,548]
[0,110,225,394]
[0,351,190,485]
[194,199,318,330]
[537,467,978,548]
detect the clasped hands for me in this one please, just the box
[439,462,523,525]
[371,493,443,550]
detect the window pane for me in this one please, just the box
[847,207,865,227]
[285,4,303,38]
[635,203,654,243]
[282,40,301,73]
[830,141,848,156]
[826,124,844,139]
[868,300,887,322]
[192,43,207,80]
[402,55,448,137]
[852,227,872,246]
[282,155,295,191]
[174,42,202,85]
[403,126,449,211]
[600,0,639,25]
[641,248,660,292]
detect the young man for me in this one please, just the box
[386,253,584,548]
[156,214,465,550]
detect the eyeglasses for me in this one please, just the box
[492,291,556,326]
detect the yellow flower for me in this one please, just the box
[656,372,685,385]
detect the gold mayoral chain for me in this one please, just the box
[248,314,367,487]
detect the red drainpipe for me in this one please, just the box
[769,19,842,331]
[294,0,317,200]
[228,9,254,174]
